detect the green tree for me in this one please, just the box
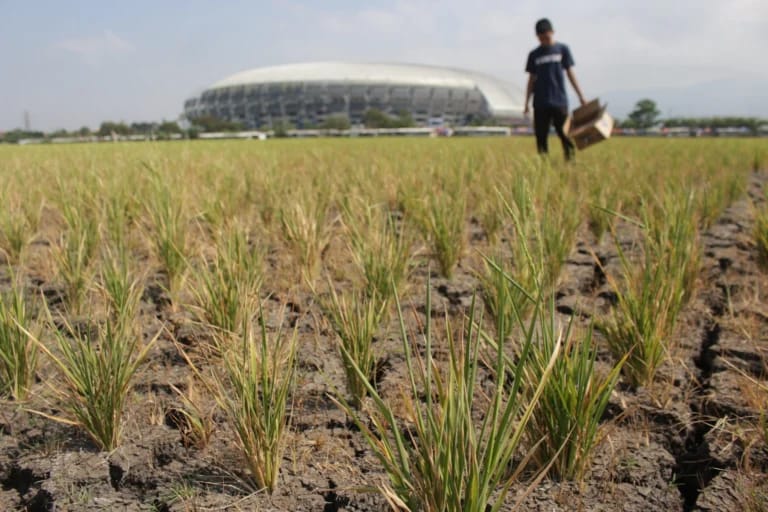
[363,108,416,129]
[393,110,415,128]
[272,120,294,138]
[130,122,157,135]
[320,116,351,130]
[663,116,764,135]
[158,121,182,134]
[98,121,132,136]
[626,99,661,129]
[189,115,243,133]
[363,108,391,128]
[1,129,45,144]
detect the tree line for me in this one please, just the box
[3,102,765,143]
[1,121,183,143]
[1,109,420,143]
[621,99,766,134]
[188,108,417,135]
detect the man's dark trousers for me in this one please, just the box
[534,106,575,160]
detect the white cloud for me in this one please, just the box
[6,1,766,130]
[275,0,768,92]
[54,30,134,61]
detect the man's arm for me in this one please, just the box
[565,68,587,106]
[524,73,536,116]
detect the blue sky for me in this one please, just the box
[1,0,767,131]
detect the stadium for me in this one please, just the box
[183,62,525,129]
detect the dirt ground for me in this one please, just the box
[1,172,767,511]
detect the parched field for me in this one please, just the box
[0,137,766,511]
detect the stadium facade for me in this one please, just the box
[183,62,525,129]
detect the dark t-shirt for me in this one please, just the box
[525,42,574,109]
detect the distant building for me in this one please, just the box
[183,61,525,129]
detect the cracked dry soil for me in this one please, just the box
[1,173,767,511]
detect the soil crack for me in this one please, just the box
[672,172,766,511]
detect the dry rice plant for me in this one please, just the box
[522,301,625,480]
[190,224,262,334]
[31,310,159,451]
[55,203,100,314]
[755,194,768,269]
[343,199,413,303]
[198,312,298,493]
[279,195,332,281]
[0,194,37,265]
[169,377,216,450]
[321,284,387,408]
[336,284,558,511]
[99,247,143,334]
[419,190,467,279]
[145,170,189,298]
[0,284,39,401]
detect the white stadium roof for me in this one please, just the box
[208,61,525,119]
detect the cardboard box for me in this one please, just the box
[567,99,614,150]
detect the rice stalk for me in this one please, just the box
[31,310,158,450]
[522,300,625,480]
[211,312,297,492]
[335,282,559,511]
[420,189,466,279]
[0,284,39,401]
[755,197,768,269]
[169,378,216,450]
[0,195,35,265]
[279,196,331,281]
[55,203,100,314]
[321,285,387,408]
[643,191,701,309]
[146,171,189,298]
[191,224,262,334]
[99,247,143,335]
[599,235,679,389]
[343,200,413,303]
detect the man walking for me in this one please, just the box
[524,18,587,160]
